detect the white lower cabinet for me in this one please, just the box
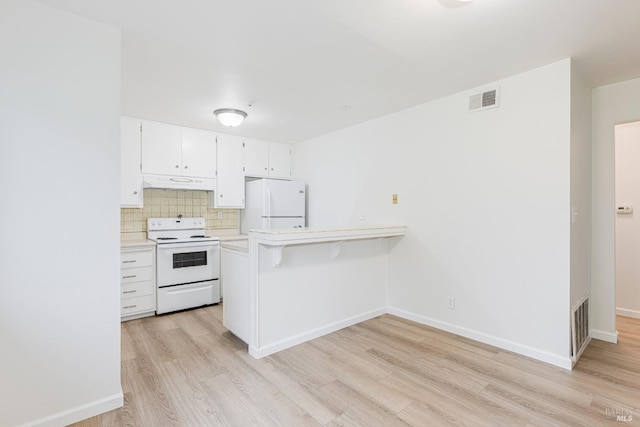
[221,245,249,343]
[121,245,156,320]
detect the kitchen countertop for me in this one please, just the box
[221,239,249,252]
[217,233,248,242]
[249,224,408,245]
[120,234,156,248]
[250,224,406,235]
[121,230,246,247]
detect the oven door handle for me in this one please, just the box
[157,241,219,250]
[164,283,213,294]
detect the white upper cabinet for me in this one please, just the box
[141,120,216,178]
[244,138,269,177]
[244,138,292,180]
[268,142,292,179]
[140,121,182,176]
[120,117,143,208]
[181,128,217,178]
[215,134,245,208]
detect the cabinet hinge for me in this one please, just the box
[242,142,245,148]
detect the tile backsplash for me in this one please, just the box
[120,189,238,233]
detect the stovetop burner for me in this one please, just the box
[146,217,219,244]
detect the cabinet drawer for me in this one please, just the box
[121,249,154,268]
[121,295,155,316]
[121,281,154,299]
[120,266,153,284]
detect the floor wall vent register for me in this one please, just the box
[571,295,591,364]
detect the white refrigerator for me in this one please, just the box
[240,178,306,233]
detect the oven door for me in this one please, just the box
[156,241,220,287]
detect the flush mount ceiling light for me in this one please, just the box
[213,108,247,127]
[438,0,473,9]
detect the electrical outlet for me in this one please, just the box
[448,297,455,310]
[359,211,367,220]
[217,211,223,219]
[392,194,398,204]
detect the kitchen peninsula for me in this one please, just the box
[242,225,407,358]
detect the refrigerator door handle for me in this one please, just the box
[266,188,272,217]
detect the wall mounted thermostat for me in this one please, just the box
[616,204,633,214]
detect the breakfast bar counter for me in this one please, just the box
[246,225,407,358]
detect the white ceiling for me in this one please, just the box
[36,0,640,143]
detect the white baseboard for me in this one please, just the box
[249,307,387,359]
[387,307,573,370]
[250,304,591,369]
[591,328,618,344]
[24,391,123,427]
[616,307,640,319]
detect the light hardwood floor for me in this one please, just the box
[70,306,640,426]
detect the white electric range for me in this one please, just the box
[147,217,220,314]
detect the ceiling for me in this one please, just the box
[36,0,640,143]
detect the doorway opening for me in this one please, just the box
[614,120,640,323]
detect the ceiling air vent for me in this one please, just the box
[469,87,500,112]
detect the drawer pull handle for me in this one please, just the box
[123,305,137,309]
[122,275,137,279]
[123,290,137,294]
[123,260,136,264]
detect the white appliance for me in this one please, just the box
[147,217,220,314]
[143,174,215,191]
[241,179,306,233]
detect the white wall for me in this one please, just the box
[294,59,573,368]
[591,77,640,342]
[614,121,640,319]
[0,2,122,426]
[570,65,592,309]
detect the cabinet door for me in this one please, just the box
[244,138,269,177]
[120,117,143,207]
[141,120,182,175]
[268,142,292,179]
[181,128,216,178]
[221,248,249,343]
[216,134,245,208]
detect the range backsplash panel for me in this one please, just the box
[120,189,237,233]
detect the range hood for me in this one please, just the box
[142,174,215,191]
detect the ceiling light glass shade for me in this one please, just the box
[214,108,247,127]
